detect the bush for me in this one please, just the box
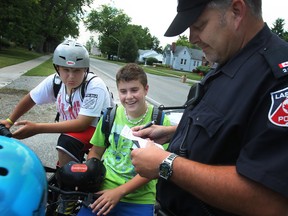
[196,65,210,76]
[146,57,158,66]
[0,37,12,48]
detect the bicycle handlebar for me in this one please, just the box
[48,185,100,208]
[0,124,12,137]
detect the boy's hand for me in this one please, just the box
[13,120,37,139]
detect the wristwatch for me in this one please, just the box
[159,153,178,180]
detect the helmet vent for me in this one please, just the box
[76,58,83,61]
[59,56,66,60]
[0,167,8,176]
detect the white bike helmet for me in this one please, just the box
[0,136,47,216]
[53,39,90,69]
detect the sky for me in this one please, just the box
[77,0,288,47]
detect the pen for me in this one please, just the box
[140,120,155,130]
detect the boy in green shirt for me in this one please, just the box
[82,63,170,216]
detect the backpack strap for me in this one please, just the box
[152,106,164,125]
[81,72,98,100]
[101,104,118,147]
[53,73,62,98]
[53,74,62,122]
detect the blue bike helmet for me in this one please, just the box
[0,136,47,216]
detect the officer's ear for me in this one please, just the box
[230,0,246,28]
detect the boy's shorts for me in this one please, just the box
[56,126,95,162]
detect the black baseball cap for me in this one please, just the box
[164,0,211,37]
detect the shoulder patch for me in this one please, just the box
[263,46,288,79]
[268,86,288,127]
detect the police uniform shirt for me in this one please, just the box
[157,24,288,216]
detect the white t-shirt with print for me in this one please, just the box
[30,73,111,127]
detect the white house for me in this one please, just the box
[138,49,163,64]
[163,43,204,72]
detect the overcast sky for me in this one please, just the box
[78,0,288,47]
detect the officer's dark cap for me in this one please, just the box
[165,0,211,37]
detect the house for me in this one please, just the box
[138,49,163,64]
[90,46,102,56]
[163,43,205,72]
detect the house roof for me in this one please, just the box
[138,49,157,56]
[164,44,204,60]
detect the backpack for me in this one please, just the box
[101,104,165,147]
[53,72,115,122]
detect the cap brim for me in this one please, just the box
[164,4,207,37]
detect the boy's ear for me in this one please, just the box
[145,84,149,92]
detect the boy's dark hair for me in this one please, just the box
[116,63,147,87]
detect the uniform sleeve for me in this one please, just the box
[90,117,106,147]
[79,77,110,118]
[30,74,56,105]
[237,83,288,198]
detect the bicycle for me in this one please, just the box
[0,124,105,216]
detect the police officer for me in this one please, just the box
[131,0,288,215]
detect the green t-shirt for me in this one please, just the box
[90,104,171,204]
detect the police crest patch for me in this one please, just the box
[269,87,288,127]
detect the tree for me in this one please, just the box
[175,35,201,49]
[271,18,285,39]
[84,5,162,59]
[85,36,97,53]
[85,5,130,59]
[119,32,138,62]
[0,0,93,52]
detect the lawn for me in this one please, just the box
[0,47,43,68]
[25,57,55,76]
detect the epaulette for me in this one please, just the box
[262,45,288,79]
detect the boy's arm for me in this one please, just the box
[2,93,36,128]
[12,114,95,139]
[88,145,106,160]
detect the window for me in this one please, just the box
[181,59,187,65]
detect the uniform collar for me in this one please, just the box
[215,23,272,78]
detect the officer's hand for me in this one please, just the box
[131,141,170,179]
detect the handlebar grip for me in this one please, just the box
[0,124,12,137]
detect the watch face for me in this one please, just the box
[159,162,171,179]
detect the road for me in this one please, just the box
[90,58,192,107]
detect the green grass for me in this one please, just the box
[25,57,55,76]
[0,47,43,68]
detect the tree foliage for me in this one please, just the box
[271,18,288,42]
[84,5,162,61]
[0,0,93,52]
[175,35,201,49]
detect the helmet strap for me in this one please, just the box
[53,64,60,74]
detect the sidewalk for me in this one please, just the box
[0,55,51,88]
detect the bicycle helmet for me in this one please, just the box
[56,157,106,192]
[0,136,47,216]
[53,39,90,69]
